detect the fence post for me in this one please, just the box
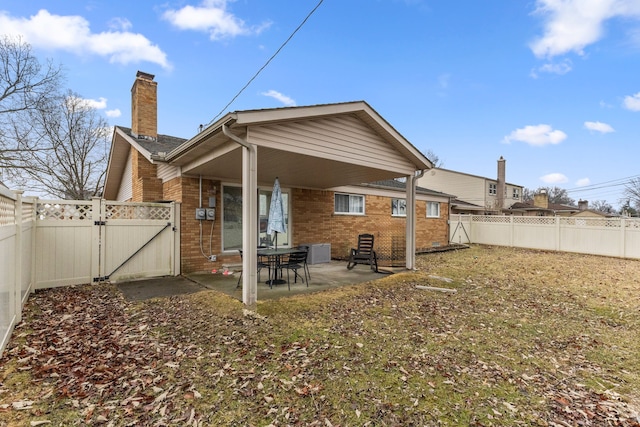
[30,197,38,294]
[14,191,23,323]
[91,198,102,283]
[555,217,561,251]
[509,216,514,247]
[173,202,181,276]
[620,217,626,258]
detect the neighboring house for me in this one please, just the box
[508,190,579,216]
[417,156,524,214]
[571,200,619,218]
[104,72,448,297]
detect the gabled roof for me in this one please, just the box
[427,167,523,188]
[105,101,433,198]
[509,201,579,214]
[362,179,454,198]
[451,198,485,211]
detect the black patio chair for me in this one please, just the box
[281,250,310,290]
[297,245,311,282]
[236,249,270,288]
[346,233,378,272]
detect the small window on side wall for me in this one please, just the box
[391,198,406,216]
[334,193,365,215]
[427,201,440,218]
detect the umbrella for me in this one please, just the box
[266,177,286,249]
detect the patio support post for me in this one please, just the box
[405,174,416,270]
[223,124,259,308]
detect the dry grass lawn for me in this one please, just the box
[1,245,640,426]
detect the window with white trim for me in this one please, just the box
[334,193,365,214]
[427,202,440,218]
[391,198,406,216]
[488,183,497,195]
[512,188,520,199]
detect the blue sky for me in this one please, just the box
[2,0,639,208]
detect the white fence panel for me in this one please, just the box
[468,216,512,246]
[558,218,621,257]
[512,217,557,250]
[34,199,99,289]
[625,220,640,258]
[450,214,640,260]
[0,188,17,356]
[102,201,176,282]
[20,199,35,304]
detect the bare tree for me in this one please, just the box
[524,186,575,206]
[6,91,109,199]
[0,36,63,166]
[590,200,613,213]
[623,178,640,211]
[424,149,444,168]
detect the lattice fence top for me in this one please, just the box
[513,216,556,225]
[559,217,622,228]
[36,202,93,220]
[0,195,16,226]
[105,203,172,220]
[22,202,35,223]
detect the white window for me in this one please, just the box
[513,188,520,199]
[391,198,406,216]
[489,183,497,195]
[427,202,440,218]
[334,193,365,215]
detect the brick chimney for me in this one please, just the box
[496,156,506,209]
[533,190,549,209]
[578,200,588,211]
[131,71,157,140]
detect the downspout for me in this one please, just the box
[407,169,426,270]
[222,123,258,308]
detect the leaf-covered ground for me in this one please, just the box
[1,245,640,426]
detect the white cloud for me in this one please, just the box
[532,59,573,77]
[261,90,296,106]
[623,92,640,111]
[82,97,108,110]
[108,17,132,31]
[576,178,591,186]
[502,124,567,146]
[0,9,170,69]
[105,109,122,118]
[162,0,271,40]
[584,121,615,133]
[540,173,569,184]
[530,0,640,58]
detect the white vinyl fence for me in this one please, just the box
[1,190,180,357]
[450,214,640,259]
[1,188,35,356]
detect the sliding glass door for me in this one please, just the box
[222,185,289,252]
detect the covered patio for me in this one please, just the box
[162,101,432,307]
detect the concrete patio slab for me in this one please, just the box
[116,261,397,301]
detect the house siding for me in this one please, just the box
[116,148,133,202]
[249,115,415,174]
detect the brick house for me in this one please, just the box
[104,72,450,304]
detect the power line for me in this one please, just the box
[205,0,325,127]
[566,174,640,193]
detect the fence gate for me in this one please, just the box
[35,199,179,289]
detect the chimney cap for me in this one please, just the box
[136,71,155,81]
